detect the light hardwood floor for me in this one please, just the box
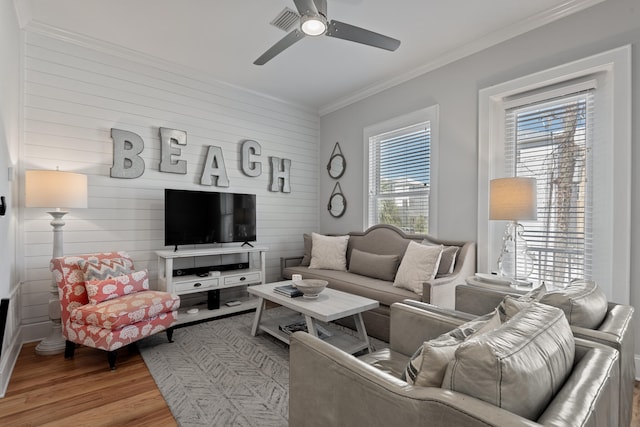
[0,343,176,426]
[0,342,639,426]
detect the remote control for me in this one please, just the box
[225,300,242,307]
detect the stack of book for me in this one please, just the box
[274,284,303,298]
[279,320,332,339]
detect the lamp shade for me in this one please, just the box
[25,170,88,209]
[489,177,537,221]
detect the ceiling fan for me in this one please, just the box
[254,0,401,65]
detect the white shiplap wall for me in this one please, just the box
[21,28,320,327]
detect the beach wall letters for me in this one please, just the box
[110,128,291,193]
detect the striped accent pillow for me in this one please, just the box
[78,257,134,282]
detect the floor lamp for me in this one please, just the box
[489,177,537,284]
[25,169,88,355]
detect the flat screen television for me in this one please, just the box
[164,189,256,250]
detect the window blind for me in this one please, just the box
[505,89,594,286]
[368,122,430,233]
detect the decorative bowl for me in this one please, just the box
[293,279,328,299]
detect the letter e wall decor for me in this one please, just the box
[159,127,187,174]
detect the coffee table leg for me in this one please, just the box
[251,297,265,336]
[304,315,317,337]
[353,313,372,353]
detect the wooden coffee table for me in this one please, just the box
[248,281,379,354]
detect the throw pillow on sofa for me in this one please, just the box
[442,302,575,420]
[309,232,349,271]
[393,241,443,295]
[348,249,400,281]
[403,308,501,387]
[300,233,312,266]
[422,240,459,276]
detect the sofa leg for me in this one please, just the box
[64,341,75,359]
[166,328,174,343]
[107,350,117,370]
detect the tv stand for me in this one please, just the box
[156,246,267,326]
[241,241,254,248]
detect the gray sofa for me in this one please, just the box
[290,301,620,427]
[455,282,635,427]
[281,224,476,341]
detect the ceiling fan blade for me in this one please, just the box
[326,20,400,51]
[293,0,319,17]
[253,29,305,65]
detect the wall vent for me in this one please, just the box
[270,8,300,32]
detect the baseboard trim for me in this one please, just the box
[20,321,51,345]
[0,326,23,398]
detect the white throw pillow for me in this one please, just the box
[308,233,349,271]
[393,241,443,295]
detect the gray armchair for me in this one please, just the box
[455,282,635,427]
[289,302,620,426]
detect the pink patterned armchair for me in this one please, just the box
[51,251,180,369]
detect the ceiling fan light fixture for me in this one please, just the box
[300,14,327,36]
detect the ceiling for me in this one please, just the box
[16,0,600,114]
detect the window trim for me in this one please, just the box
[478,45,631,304]
[363,105,439,234]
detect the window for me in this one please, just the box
[505,89,593,285]
[364,106,439,234]
[478,46,631,303]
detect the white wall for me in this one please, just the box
[20,27,320,336]
[320,0,640,364]
[0,0,22,398]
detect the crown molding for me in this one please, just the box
[318,0,606,116]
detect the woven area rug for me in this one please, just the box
[138,307,386,427]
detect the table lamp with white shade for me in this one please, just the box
[489,177,537,283]
[25,169,88,355]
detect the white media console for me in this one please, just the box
[156,246,267,326]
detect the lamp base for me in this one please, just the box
[497,221,534,281]
[35,322,66,355]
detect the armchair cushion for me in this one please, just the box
[393,241,443,295]
[86,269,150,304]
[442,302,575,420]
[78,256,134,281]
[498,285,547,321]
[72,290,180,330]
[498,280,608,329]
[539,280,608,329]
[404,308,501,386]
